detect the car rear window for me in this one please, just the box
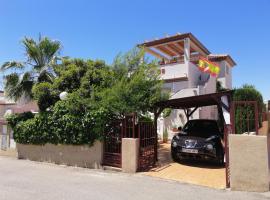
[182,120,220,138]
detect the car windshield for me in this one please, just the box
[182,120,220,138]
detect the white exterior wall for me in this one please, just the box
[163,81,189,94]
[160,87,201,140]
[157,61,220,140]
[199,106,218,120]
[163,108,201,140]
[198,76,217,95]
[160,63,188,80]
[217,61,232,89]
[188,62,202,88]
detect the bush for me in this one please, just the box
[233,84,264,133]
[6,112,34,129]
[12,96,106,145]
[9,49,168,146]
[13,113,53,144]
[32,82,59,111]
[162,108,172,118]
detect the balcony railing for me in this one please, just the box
[158,54,200,65]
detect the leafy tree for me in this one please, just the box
[97,48,168,117]
[1,35,61,101]
[8,48,168,145]
[32,82,59,112]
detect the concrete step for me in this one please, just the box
[102,165,122,172]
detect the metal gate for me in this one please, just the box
[103,120,123,167]
[103,114,157,170]
[103,114,138,168]
[138,121,156,171]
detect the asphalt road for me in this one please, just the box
[0,157,269,200]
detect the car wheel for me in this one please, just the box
[217,151,224,166]
[171,151,178,162]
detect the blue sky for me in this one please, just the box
[0,0,269,99]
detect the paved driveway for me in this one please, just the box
[144,143,226,189]
[0,157,269,200]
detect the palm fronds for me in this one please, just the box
[1,35,62,101]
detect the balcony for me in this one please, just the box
[159,62,188,82]
[158,54,200,66]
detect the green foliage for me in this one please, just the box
[138,113,153,122]
[13,113,53,144]
[9,47,168,145]
[13,99,106,145]
[97,48,168,116]
[1,35,62,101]
[233,84,264,133]
[32,82,59,111]
[162,108,172,118]
[6,112,35,129]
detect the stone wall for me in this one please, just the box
[122,138,139,173]
[17,141,103,169]
[229,134,270,192]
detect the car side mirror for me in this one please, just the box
[178,126,182,131]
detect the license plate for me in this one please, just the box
[182,148,198,154]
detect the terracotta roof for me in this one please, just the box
[138,32,211,55]
[208,54,236,67]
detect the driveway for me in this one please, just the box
[0,157,269,200]
[143,143,226,189]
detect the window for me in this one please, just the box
[161,68,165,74]
[182,120,220,138]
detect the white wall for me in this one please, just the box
[171,87,199,99]
[217,61,232,89]
[163,81,189,94]
[158,87,201,140]
[157,61,222,140]
[198,76,217,95]
[199,106,218,120]
[188,62,202,88]
[160,63,188,80]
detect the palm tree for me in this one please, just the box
[1,35,62,101]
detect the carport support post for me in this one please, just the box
[220,104,230,188]
[217,95,232,188]
[154,112,158,162]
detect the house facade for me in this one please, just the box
[139,33,236,140]
[0,91,39,150]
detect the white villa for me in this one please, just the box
[139,33,236,140]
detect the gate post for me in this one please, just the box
[122,138,139,173]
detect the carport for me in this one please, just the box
[152,90,233,188]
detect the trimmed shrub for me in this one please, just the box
[6,112,34,129]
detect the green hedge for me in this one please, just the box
[7,100,107,145]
